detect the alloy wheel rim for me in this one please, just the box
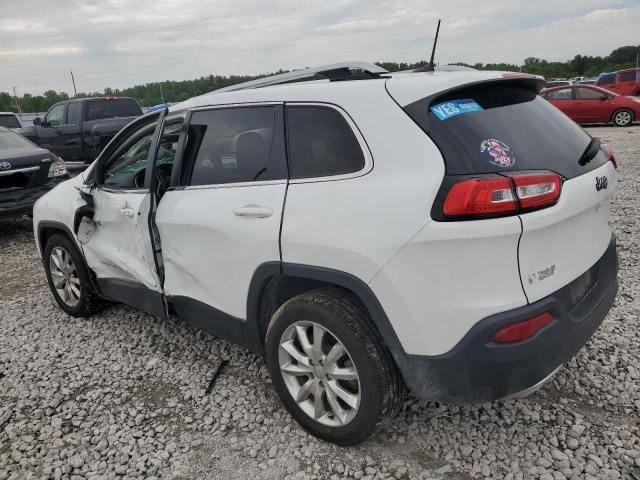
[278,321,361,427]
[616,111,631,125]
[49,247,81,307]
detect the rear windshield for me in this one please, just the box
[403,82,607,179]
[597,73,616,85]
[84,99,142,121]
[0,131,35,150]
[0,115,21,128]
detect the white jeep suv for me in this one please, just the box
[33,62,619,445]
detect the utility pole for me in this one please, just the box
[70,70,78,97]
[12,86,21,113]
[159,83,165,104]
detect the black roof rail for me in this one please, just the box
[211,61,389,94]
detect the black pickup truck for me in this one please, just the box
[18,97,142,164]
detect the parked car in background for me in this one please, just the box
[541,84,640,126]
[0,127,67,218]
[544,80,571,88]
[597,69,640,96]
[34,62,618,445]
[576,78,597,85]
[0,112,23,129]
[18,97,142,164]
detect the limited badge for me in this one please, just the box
[480,138,516,168]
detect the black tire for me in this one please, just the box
[265,288,404,445]
[612,108,634,127]
[43,233,104,317]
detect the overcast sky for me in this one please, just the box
[1,0,639,96]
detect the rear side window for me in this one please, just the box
[619,70,637,82]
[84,99,142,121]
[545,88,572,100]
[597,73,616,85]
[67,102,82,124]
[0,115,21,128]
[575,88,608,100]
[403,82,607,180]
[286,106,365,179]
[186,106,286,186]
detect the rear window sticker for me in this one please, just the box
[430,99,484,121]
[480,138,516,168]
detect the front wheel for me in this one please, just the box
[43,233,103,317]
[612,108,634,127]
[265,289,404,445]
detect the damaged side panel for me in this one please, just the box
[78,188,163,295]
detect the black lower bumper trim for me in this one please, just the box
[0,180,62,219]
[392,236,618,403]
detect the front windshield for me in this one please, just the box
[0,131,35,150]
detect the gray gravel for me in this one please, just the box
[1,125,639,480]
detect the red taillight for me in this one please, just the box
[602,144,617,169]
[442,171,562,219]
[443,177,517,217]
[493,312,553,344]
[509,172,561,210]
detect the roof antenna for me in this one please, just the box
[414,19,441,72]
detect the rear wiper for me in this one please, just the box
[579,137,601,166]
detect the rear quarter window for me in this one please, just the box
[286,106,365,179]
[545,88,573,100]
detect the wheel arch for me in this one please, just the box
[611,107,635,125]
[37,221,77,257]
[247,262,403,352]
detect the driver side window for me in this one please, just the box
[46,104,65,127]
[102,127,155,190]
[100,120,181,191]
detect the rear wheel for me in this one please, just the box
[265,289,404,445]
[43,233,103,317]
[612,108,634,127]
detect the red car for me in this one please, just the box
[596,68,640,96]
[541,84,640,127]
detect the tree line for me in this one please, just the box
[2,45,638,114]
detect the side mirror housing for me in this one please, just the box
[33,117,42,126]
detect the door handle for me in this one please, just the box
[233,205,273,218]
[55,129,62,135]
[121,208,135,217]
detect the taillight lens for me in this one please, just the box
[443,177,517,217]
[509,172,561,210]
[602,143,617,169]
[442,171,562,219]
[493,312,553,344]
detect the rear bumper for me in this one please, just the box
[0,179,63,219]
[391,236,618,403]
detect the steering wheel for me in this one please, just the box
[154,167,171,198]
[133,170,146,189]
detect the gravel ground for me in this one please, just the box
[0,125,639,480]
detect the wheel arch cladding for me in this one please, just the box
[247,262,403,351]
[37,221,77,256]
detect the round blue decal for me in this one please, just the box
[480,138,516,168]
